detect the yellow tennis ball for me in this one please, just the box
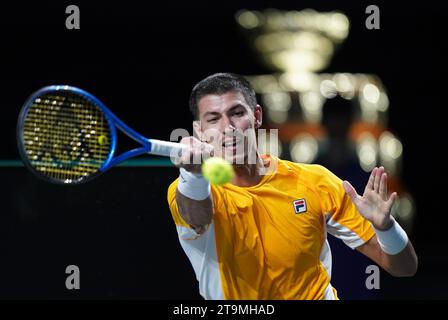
[202,157,234,185]
[98,135,108,146]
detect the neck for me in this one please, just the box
[231,154,267,187]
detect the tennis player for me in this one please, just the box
[167,73,418,299]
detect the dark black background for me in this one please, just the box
[0,0,446,299]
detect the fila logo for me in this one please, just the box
[293,198,307,214]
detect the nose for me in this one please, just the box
[222,116,236,132]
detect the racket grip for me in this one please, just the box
[148,139,187,158]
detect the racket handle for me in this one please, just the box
[148,139,188,158]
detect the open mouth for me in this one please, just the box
[222,139,238,148]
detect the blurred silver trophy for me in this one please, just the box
[236,8,415,231]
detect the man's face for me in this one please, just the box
[194,91,262,164]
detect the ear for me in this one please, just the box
[254,105,263,128]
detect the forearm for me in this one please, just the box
[358,219,418,277]
[379,241,418,277]
[176,189,213,233]
[375,217,418,277]
[176,167,214,233]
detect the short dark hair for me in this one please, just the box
[189,73,257,120]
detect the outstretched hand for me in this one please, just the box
[343,166,397,231]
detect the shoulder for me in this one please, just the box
[278,158,335,180]
[274,158,342,192]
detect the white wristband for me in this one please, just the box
[177,168,211,201]
[374,216,409,255]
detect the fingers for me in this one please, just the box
[379,171,388,201]
[343,180,359,201]
[365,167,377,193]
[201,142,214,160]
[373,166,384,192]
[386,192,398,212]
[368,166,395,204]
[175,138,193,167]
[192,120,202,139]
[176,136,214,172]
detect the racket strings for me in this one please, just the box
[22,92,111,183]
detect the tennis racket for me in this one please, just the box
[17,85,187,185]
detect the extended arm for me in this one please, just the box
[344,166,418,277]
[174,136,214,234]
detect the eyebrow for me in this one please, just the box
[203,104,246,118]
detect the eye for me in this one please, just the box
[233,111,245,116]
[207,118,218,123]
